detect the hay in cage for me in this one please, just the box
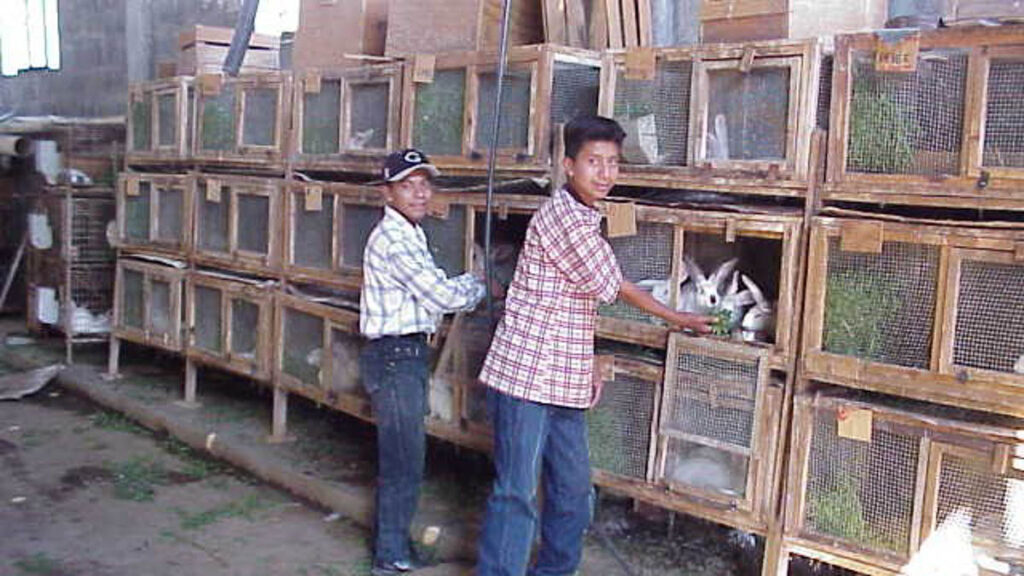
[413,69,467,157]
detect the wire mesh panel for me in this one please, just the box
[302,79,342,155]
[413,69,466,156]
[600,221,674,324]
[706,67,790,161]
[846,48,968,176]
[156,186,184,245]
[803,402,919,557]
[953,258,1024,375]
[120,269,145,330]
[475,68,532,152]
[350,83,390,151]
[329,327,366,401]
[200,87,236,152]
[822,238,939,369]
[282,307,324,385]
[70,197,115,263]
[983,59,1024,169]
[124,182,151,242]
[230,297,260,362]
[69,266,114,317]
[236,193,270,255]
[588,362,658,481]
[818,56,834,131]
[341,203,383,268]
[421,205,467,277]
[613,61,692,166]
[197,189,230,254]
[242,87,278,147]
[550,61,601,129]
[157,93,177,148]
[150,280,173,338]
[131,96,152,152]
[292,192,335,270]
[193,285,223,352]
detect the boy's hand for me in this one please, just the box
[667,311,715,334]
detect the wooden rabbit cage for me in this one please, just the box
[802,214,1024,417]
[111,257,187,365]
[292,64,403,173]
[779,386,1024,575]
[116,173,192,257]
[400,44,602,174]
[191,174,283,275]
[127,77,194,165]
[825,26,1024,211]
[596,199,804,368]
[183,270,276,404]
[194,73,292,170]
[599,39,823,198]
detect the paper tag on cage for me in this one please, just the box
[205,179,222,203]
[304,71,322,94]
[1014,242,1024,262]
[199,73,223,95]
[427,195,450,219]
[606,202,637,238]
[874,29,919,73]
[837,407,873,442]
[126,178,140,197]
[413,55,436,84]
[839,221,883,254]
[624,48,656,81]
[305,186,323,211]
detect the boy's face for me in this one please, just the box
[385,171,433,223]
[563,140,620,206]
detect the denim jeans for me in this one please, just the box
[477,388,594,576]
[360,334,430,565]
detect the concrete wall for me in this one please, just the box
[0,0,241,118]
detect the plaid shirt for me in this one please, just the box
[361,206,485,339]
[480,187,623,408]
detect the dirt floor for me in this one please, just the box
[0,317,829,576]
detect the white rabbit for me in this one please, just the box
[330,338,361,395]
[668,445,745,497]
[678,257,738,314]
[634,278,672,307]
[429,379,456,422]
[348,128,376,150]
[740,274,776,343]
[1014,353,1024,375]
[706,113,730,160]
[718,271,755,336]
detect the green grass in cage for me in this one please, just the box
[132,101,152,151]
[808,477,908,552]
[413,82,465,155]
[201,98,235,152]
[823,271,898,362]
[588,403,628,475]
[711,309,733,337]
[848,78,919,174]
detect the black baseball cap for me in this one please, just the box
[380,148,441,183]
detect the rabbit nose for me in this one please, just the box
[710,295,719,306]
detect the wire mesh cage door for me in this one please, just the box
[411,67,468,158]
[599,219,678,336]
[470,63,537,159]
[589,355,662,484]
[241,82,282,151]
[114,261,184,351]
[227,292,268,377]
[975,47,1024,192]
[154,87,181,152]
[154,179,187,251]
[656,335,771,513]
[119,175,189,254]
[287,184,338,277]
[129,88,153,153]
[550,58,601,146]
[607,54,694,167]
[232,185,275,265]
[944,248,1024,384]
[280,303,327,391]
[120,177,150,246]
[299,75,342,156]
[921,441,1024,571]
[339,200,384,272]
[692,56,802,175]
[190,281,225,355]
[195,178,231,257]
[198,81,238,154]
[345,78,396,154]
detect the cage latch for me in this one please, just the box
[976,170,990,190]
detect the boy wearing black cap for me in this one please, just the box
[360,149,487,575]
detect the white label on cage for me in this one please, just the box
[36,287,59,325]
[206,179,222,203]
[28,213,53,250]
[606,202,637,238]
[837,407,872,442]
[305,186,323,211]
[874,29,919,73]
[413,55,436,84]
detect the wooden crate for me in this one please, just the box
[825,26,1024,211]
[801,214,1024,418]
[400,44,602,175]
[274,292,370,420]
[177,25,280,77]
[596,200,804,368]
[185,270,276,382]
[292,0,388,72]
[385,0,543,56]
[116,173,192,257]
[127,77,194,165]
[780,387,1024,575]
[191,174,283,275]
[112,257,186,352]
[193,73,292,169]
[291,64,403,173]
[700,0,886,44]
[599,39,822,198]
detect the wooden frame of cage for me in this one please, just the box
[127,76,194,165]
[193,73,292,170]
[291,65,404,173]
[190,174,283,275]
[184,271,276,405]
[650,334,785,534]
[399,44,601,175]
[825,26,1024,211]
[801,215,1024,418]
[595,200,804,368]
[111,258,186,352]
[778,388,1024,576]
[598,39,822,198]
[116,172,193,257]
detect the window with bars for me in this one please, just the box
[0,0,60,76]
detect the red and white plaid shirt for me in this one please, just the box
[480,187,623,408]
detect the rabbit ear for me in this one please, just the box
[725,271,739,295]
[734,290,755,307]
[741,274,767,307]
[683,255,706,281]
[712,258,739,286]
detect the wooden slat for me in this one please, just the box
[621,0,640,47]
[543,0,568,44]
[565,0,589,48]
[606,0,624,48]
[589,0,610,49]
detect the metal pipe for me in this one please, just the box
[0,135,34,157]
[223,0,261,76]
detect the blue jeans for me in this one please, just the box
[360,334,430,565]
[477,388,594,576]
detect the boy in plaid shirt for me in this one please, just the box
[476,116,713,576]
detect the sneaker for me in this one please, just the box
[370,558,422,575]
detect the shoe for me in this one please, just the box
[371,558,423,575]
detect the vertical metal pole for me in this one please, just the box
[224,0,261,77]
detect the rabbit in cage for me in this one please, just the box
[348,128,376,150]
[428,378,456,422]
[330,337,362,395]
[679,256,738,315]
[719,271,755,336]
[1014,353,1024,375]
[740,275,776,343]
[667,444,745,497]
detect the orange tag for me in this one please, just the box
[413,55,436,84]
[875,30,920,73]
[304,71,322,94]
[606,202,637,238]
[305,186,323,211]
[624,48,656,81]
[837,407,873,442]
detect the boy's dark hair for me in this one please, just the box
[564,115,626,159]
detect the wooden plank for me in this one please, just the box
[543,0,568,44]
[701,13,787,43]
[589,0,610,49]
[565,0,589,48]
[637,0,653,46]
[621,0,640,47]
[700,0,787,21]
[606,0,624,48]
